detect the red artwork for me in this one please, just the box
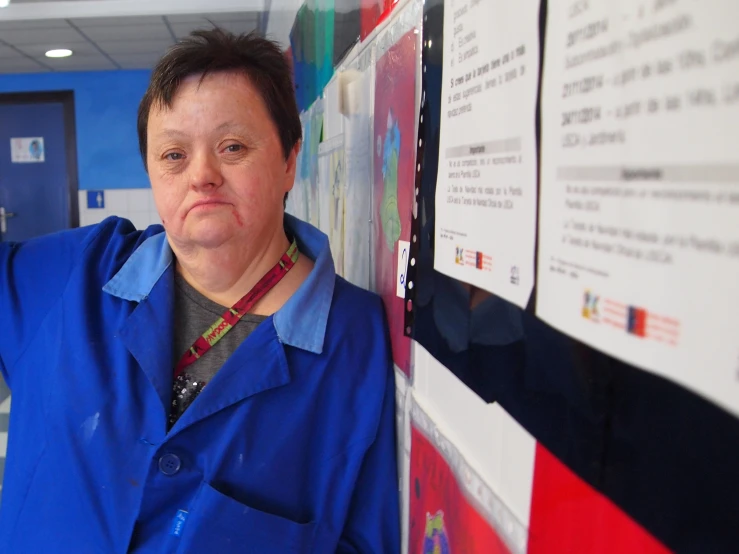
[409,425,511,554]
[372,29,417,378]
[528,445,671,554]
[360,0,395,41]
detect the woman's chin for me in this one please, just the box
[185,219,239,249]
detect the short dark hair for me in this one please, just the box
[137,28,301,169]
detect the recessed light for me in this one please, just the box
[0,0,10,8]
[45,49,73,58]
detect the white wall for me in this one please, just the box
[78,189,161,230]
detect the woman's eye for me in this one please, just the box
[165,152,183,161]
[225,144,243,153]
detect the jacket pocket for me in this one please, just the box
[175,482,317,554]
[1,441,46,548]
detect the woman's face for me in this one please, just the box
[146,71,298,251]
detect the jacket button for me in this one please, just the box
[158,453,181,476]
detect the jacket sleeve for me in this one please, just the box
[0,225,101,386]
[336,362,401,553]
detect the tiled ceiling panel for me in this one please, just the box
[114,53,165,70]
[73,22,171,42]
[166,13,258,24]
[0,10,261,73]
[44,52,117,71]
[169,20,256,39]
[0,46,23,58]
[11,0,107,3]
[0,57,47,72]
[0,19,70,31]
[95,39,172,55]
[18,41,95,58]
[71,16,167,27]
[1,27,84,45]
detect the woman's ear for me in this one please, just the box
[284,140,302,191]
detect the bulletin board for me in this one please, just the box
[287,0,739,552]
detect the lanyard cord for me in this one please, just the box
[173,238,299,378]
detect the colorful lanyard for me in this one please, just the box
[174,238,299,378]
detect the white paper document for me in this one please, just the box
[343,65,374,290]
[322,77,344,141]
[433,0,540,308]
[10,137,45,163]
[538,0,739,416]
[317,134,346,275]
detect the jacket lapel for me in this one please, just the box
[170,320,291,435]
[117,268,175,426]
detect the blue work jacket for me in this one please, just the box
[0,215,400,553]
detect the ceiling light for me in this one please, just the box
[45,49,73,58]
[0,0,10,8]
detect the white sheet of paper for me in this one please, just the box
[286,112,310,222]
[317,134,346,275]
[538,0,739,417]
[433,0,540,308]
[396,240,411,298]
[10,137,45,163]
[343,64,374,290]
[323,77,344,141]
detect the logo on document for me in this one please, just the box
[510,265,520,285]
[627,306,648,337]
[423,511,451,554]
[455,246,465,265]
[582,290,600,321]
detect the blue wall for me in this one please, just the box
[0,70,152,190]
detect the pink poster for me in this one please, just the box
[408,402,527,554]
[372,29,417,378]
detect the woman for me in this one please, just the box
[0,29,399,553]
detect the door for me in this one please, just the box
[0,91,79,242]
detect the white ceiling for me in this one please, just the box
[0,0,293,73]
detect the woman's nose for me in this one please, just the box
[189,151,224,190]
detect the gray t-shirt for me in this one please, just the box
[170,272,267,427]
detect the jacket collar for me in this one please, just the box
[103,214,335,354]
